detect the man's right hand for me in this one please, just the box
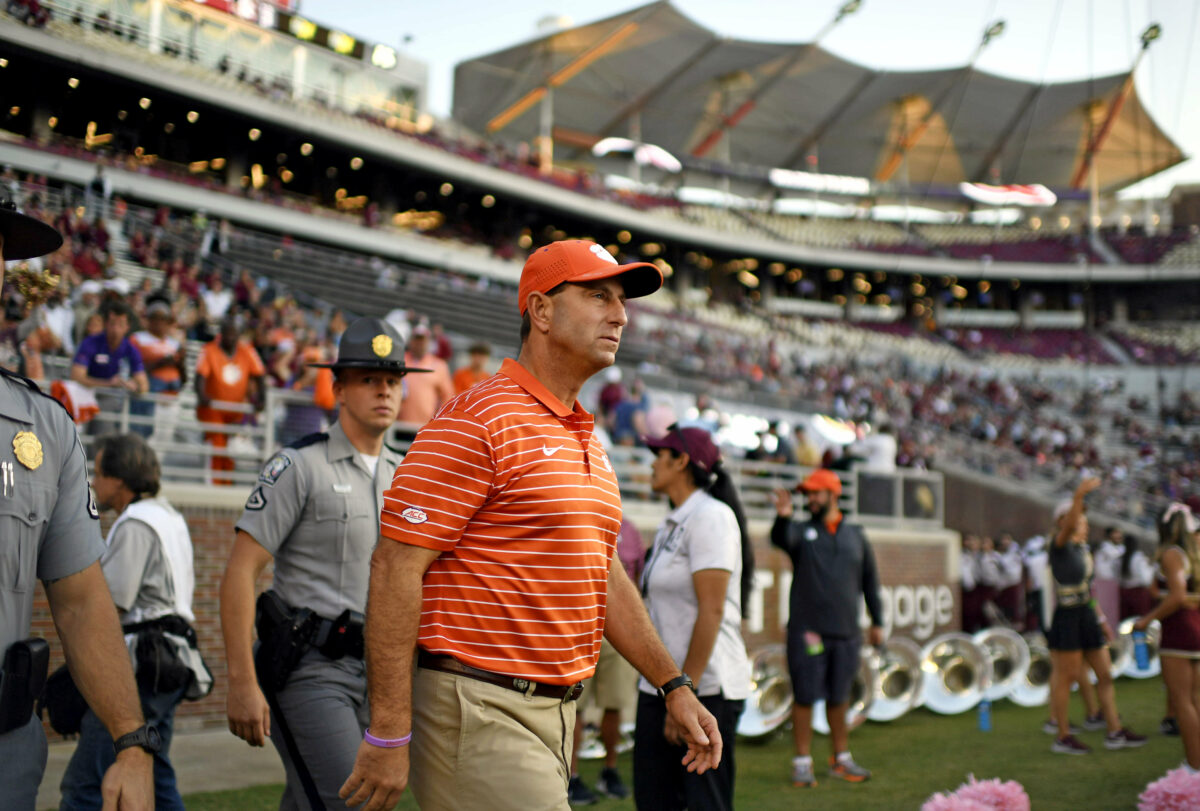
[340,741,409,810]
[100,748,153,811]
[226,679,271,746]
[772,488,794,518]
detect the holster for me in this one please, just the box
[0,638,50,733]
[316,609,365,661]
[254,591,317,694]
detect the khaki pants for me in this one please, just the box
[410,667,577,811]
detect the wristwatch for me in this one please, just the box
[657,674,695,700]
[113,724,162,756]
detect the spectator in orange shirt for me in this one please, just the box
[195,315,265,484]
[396,323,452,429]
[452,341,492,395]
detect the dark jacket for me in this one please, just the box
[771,514,884,638]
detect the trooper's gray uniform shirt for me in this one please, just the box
[0,372,105,810]
[235,419,402,811]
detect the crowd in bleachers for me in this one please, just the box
[6,171,1200,523]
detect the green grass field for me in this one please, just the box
[183,677,1183,810]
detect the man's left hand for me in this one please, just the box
[664,688,722,774]
[867,625,885,647]
[100,749,154,811]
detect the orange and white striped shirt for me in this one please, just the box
[380,358,621,684]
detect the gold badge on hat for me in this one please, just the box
[13,431,43,470]
[371,334,393,358]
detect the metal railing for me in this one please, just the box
[608,446,944,530]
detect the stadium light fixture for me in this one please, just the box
[836,0,862,22]
[139,97,151,110]
[1141,23,1162,48]
[0,58,7,68]
[67,77,79,89]
[248,128,261,141]
[187,111,199,123]
[300,142,313,156]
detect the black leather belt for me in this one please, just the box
[418,651,584,702]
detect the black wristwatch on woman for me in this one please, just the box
[113,723,162,756]
[657,674,695,700]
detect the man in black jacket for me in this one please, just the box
[772,468,884,788]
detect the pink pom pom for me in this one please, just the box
[1139,767,1200,811]
[954,775,1032,811]
[921,794,990,811]
[923,774,1031,811]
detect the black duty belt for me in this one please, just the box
[418,651,584,702]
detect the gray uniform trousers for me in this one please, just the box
[0,715,48,810]
[271,649,369,811]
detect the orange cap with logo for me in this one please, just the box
[518,240,663,316]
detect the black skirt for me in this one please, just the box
[1047,604,1105,651]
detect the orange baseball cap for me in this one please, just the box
[796,468,843,496]
[518,240,663,315]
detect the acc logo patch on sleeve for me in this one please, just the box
[259,453,293,487]
[401,507,428,525]
[245,486,267,511]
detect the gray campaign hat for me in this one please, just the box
[310,316,431,373]
[0,199,64,261]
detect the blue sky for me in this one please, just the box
[298,0,1200,197]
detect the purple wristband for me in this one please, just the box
[363,728,412,748]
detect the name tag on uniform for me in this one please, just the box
[332,483,352,494]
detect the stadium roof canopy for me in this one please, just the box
[452,1,1184,193]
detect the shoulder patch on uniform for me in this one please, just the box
[401,507,428,525]
[258,453,293,487]
[286,432,329,450]
[245,486,267,511]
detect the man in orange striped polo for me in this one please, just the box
[341,240,724,811]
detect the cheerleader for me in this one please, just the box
[1134,504,1200,771]
[1047,478,1145,754]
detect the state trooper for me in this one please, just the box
[0,201,154,809]
[219,316,428,810]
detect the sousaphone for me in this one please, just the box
[972,628,1031,702]
[813,646,877,734]
[866,637,925,722]
[737,645,794,740]
[919,633,992,714]
[1010,632,1052,707]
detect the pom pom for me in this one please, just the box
[1139,767,1200,811]
[954,775,1031,811]
[922,794,990,811]
[922,774,1030,811]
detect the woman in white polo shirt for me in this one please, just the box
[634,425,753,810]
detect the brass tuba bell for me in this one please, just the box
[866,637,924,722]
[736,645,794,740]
[919,633,992,714]
[972,628,1031,702]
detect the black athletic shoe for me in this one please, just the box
[568,776,598,806]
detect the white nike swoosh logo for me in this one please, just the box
[542,444,564,456]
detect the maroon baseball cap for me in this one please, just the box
[518,239,662,316]
[644,426,720,473]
